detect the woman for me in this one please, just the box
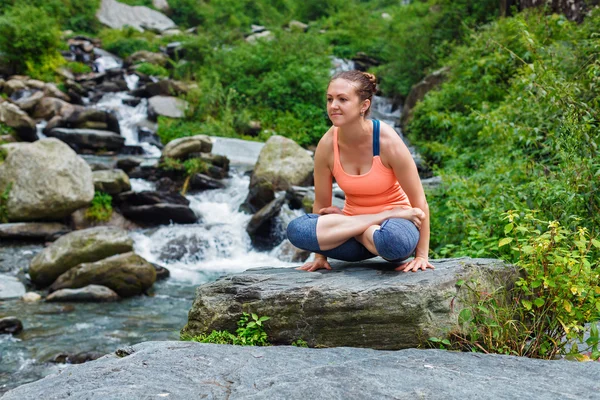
[286,70,434,273]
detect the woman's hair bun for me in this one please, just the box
[363,72,377,86]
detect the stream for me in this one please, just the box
[0,58,409,394]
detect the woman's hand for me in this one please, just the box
[395,256,435,273]
[296,257,332,272]
[318,206,343,215]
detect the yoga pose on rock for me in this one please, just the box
[287,70,434,273]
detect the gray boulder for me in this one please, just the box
[0,316,23,334]
[182,258,519,349]
[92,169,131,195]
[0,222,71,241]
[43,83,71,102]
[148,95,188,120]
[0,139,94,221]
[3,79,26,95]
[32,96,74,120]
[273,239,311,263]
[246,30,273,43]
[244,135,313,212]
[59,108,121,135]
[29,226,133,288]
[96,0,176,32]
[289,20,309,32]
[133,80,189,98]
[0,274,26,299]
[161,134,213,159]
[46,284,119,302]
[49,252,156,298]
[152,0,170,12]
[125,50,169,67]
[401,66,450,132]
[25,79,47,90]
[246,194,286,250]
[70,209,139,231]
[120,203,197,226]
[12,90,44,112]
[0,102,37,141]
[46,128,125,152]
[2,341,600,400]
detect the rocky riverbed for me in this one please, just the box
[3,341,600,400]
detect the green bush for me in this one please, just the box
[0,123,14,137]
[66,61,92,74]
[446,212,600,359]
[98,27,159,58]
[181,312,271,346]
[0,0,101,33]
[409,10,600,259]
[85,191,113,222]
[135,62,169,77]
[0,5,63,76]
[176,30,331,146]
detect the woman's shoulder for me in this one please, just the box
[377,120,403,144]
[377,121,410,165]
[314,127,335,168]
[316,126,335,149]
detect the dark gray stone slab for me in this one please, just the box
[182,258,519,350]
[0,222,70,241]
[2,341,599,399]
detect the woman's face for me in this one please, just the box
[326,78,367,126]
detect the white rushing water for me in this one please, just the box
[94,92,162,157]
[130,171,299,286]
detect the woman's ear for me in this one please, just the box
[361,99,371,114]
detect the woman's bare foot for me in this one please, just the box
[388,207,425,229]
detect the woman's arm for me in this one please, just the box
[296,130,335,272]
[380,123,434,272]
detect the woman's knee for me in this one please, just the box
[373,218,420,261]
[286,214,320,252]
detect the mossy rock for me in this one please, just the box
[49,252,156,298]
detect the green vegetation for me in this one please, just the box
[135,62,169,77]
[181,158,207,195]
[291,339,309,348]
[65,61,92,75]
[0,5,64,80]
[158,157,208,195]
[97,27,160,58]
[411,9,600,358]
[85,191,113,222]
[436,212,600,359]
[168,30,331,146]
[1,0,597,360]
[182,312,271,346]
[0,123,14,138]
[0,0,100,33]
[0,181,12,223]
[410,10,600,261]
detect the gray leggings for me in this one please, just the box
[286,213,420,262]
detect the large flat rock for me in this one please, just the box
[2,341,598,399]
[183,258,519,349]
[0,274,25,299]
[96,0,176,32]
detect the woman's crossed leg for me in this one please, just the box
[286,207,423,263]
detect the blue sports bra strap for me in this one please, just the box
[372,119,380,156]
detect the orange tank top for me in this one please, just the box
[332,119,411,216]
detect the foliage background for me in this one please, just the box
[1,0,598,356]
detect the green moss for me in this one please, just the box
[135,62,169,77]
[0,181,12,223]
[65,61,92,74]
[85,191,113,222]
